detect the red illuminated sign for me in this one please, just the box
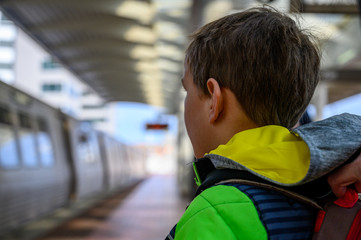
[145,123,169,130]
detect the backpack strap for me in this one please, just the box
[193,157,361,240]
[193,157,335,206]
[216,178,322,210]
[312,191,361,240]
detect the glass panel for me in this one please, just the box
[42,83,62,92]
[82,104,105,109]
[77,123,99,164]
[0,106,19,168]
[0,126,19,168]
[37,119,54,167]
[87,133,100,163]
[78,140,94,164]
[19,113,32,129]
[18,113,38,167]
[0,106,11,125]
[42,57,61,70]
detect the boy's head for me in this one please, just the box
[185,7,320,129]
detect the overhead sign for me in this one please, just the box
[145,123,169,130]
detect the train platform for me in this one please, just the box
[3,175,188,240]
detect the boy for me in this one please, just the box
[167,7,361,240]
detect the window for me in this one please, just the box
[42,83,62,92]
[77,123,100,164]
[42,57,61,70]
[82,90,92,96]
[0,13,13,25]
[0,41,14,47]
[78,135,95,164]
[0,106,19,169]
[0,63,13,69]
[37,118,54,167]
[0,106,11,125]
[87,132,100,163]
[18,112,38,167]
[84,118,106,124]
[82,104,105,109]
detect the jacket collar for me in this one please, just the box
[204,125,311,185]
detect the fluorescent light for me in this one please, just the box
[157,45,183,60]
[115,1,155,24]
[124,26,156,44]
[155,22,185,40]
[135,61,159,72]
[337,49,357,65]
[138,73,164,107]
[130,46,158,59]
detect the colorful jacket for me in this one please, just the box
[166,113,361,240]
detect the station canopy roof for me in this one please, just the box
[0,0,191,113]
[1,0,361,111]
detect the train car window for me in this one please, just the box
[77,122,99,164]
[88,132,100,163]
[0,106,19,169]
[37,118,55,167]
[78,132,91,164]
[18,112,38,167]
[78,133,97,164]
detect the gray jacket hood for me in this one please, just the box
[205,113,361,186]
[293,113,361,184]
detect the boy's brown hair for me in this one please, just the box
[185,7,320,129]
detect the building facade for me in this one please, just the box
[0,11,116,135]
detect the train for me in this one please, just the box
[0,80,147,237]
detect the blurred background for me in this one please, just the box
[0,0,360,174]
[0,0,360,239]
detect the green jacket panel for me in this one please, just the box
[174,185,268,240]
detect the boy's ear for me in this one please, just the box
[207,78,223,124]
